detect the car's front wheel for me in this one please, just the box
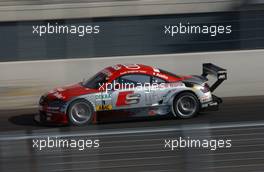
[172,92,200,119]
[67,99,94,126]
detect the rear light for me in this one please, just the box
[200,83,210,93]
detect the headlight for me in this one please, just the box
[39,96,46,105]
[48,99,65,107]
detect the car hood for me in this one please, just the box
[46,83,98,101]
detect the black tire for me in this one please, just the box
[67,99,94,126]
[172,92,200,119]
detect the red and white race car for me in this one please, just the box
[35,63,227,126]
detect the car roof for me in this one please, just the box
[101,64,182,82]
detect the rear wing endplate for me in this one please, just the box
[202,63,227,92]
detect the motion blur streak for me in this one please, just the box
[0,0,244,21]
[3,120,264,141]
[1,50,264,109]
[1,96,264,171]
[0,0,263,172]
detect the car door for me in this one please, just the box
[109,74,151,111]
[145,76,168,106]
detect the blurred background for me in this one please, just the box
[0,1,264,172]
[0,0,263,109]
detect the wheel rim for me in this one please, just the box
[175,95,197,117]
[70,102,92,124]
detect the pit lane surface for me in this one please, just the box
[0,96,264,172]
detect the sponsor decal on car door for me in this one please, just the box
[108,89,143,110]
[116,91,141,106]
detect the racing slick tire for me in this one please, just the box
[172,92,200,119]
[67,99,94,126]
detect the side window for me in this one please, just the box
[119,74,151,85]
[152,76,166,84]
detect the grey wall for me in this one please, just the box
[0,49,263,109]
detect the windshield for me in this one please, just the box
[82,72,108,89]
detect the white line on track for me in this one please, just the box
[41,155,264,167]
[2,120,264,141]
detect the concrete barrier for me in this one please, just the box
[0,49,263,109]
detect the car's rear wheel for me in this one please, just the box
[172,92,200,119]
[67,99,94,126]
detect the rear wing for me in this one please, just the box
[202,63,227,92]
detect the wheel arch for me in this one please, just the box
[169,90,200,105]
[170,90,201,118]
[65,97,96,114]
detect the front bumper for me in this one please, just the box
[34,110,68,125]
[36,96,69,125]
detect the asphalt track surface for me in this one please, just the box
[0,96,264,172]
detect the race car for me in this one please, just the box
[35,63,227,126]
